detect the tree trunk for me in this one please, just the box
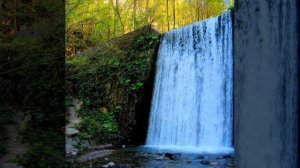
[115,0,124,34]
[13,0,18,33]
[133,0,137,29]
[109,0,124,36]
[172,0,175,29]
[196,0,200,20]
[166,0,170,31]
[31,0,35,24]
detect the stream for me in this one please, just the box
[68,147,234,168]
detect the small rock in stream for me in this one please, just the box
[217,155,232,159]
[102,162,115,168]
[71,151,78,156]
[227,163,234,167]
[65,139,79,157]
[210,161,219,166]
[155,155,165,160]
[164,153,175,160]
[164,153,180,160]
[200,160,219,166]
[200,160,210,165]
[223,155,232,159]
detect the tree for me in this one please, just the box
[166,0,170,31]
[172,0,176,28]
[133,0,137,29]
[65,0,228,53]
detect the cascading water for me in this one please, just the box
[146,11,233,154]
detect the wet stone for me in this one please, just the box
[66,128,79,136]
[68,148,234,168]
[101,162,115,168]
[200,160,210,165]
[197,155,205,159]
[77,150,113,162]
[210,161,219,166]
[227,163,234,167]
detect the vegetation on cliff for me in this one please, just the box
[66,27,160,145]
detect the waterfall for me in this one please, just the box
[146,11,233,154]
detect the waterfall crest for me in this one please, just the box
[146,11,233,154]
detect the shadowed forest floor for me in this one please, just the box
[0,110,27,167]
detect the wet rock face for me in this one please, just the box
[234,0,299,168]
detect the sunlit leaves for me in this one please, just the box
[66,0,229,55]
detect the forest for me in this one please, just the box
[66,0,233,56]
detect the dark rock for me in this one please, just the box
[164,153,175,160]
[200,160,210,165]
[164,153,180,160]
[197,155,204,159]
[79,140,92,149]
[217,155,232,159]
[117,164,131,168]
[222,155,232,159]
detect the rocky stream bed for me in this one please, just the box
[67,147,234,168]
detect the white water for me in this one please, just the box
[146,11,233,154]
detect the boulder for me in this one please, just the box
[66,128,79,136]
[88,144,113,150]
[200,160,210,165]
[77,150,113,162]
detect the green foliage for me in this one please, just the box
[135,33,160,50]
[228,6,234,12]
[66,0,228,52]
[76,111,120,144]
[66,31,160,143]
[17,132,64,168]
